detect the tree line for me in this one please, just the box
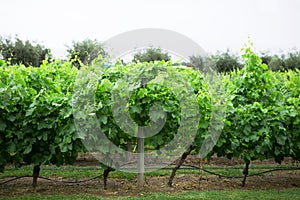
[0,36,299,72]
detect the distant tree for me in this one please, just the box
[259,51,300,71]
[260,52,272,65]
[0,36,51,67]
[67,39,107,68]
[268,55,285,71]
[189,55,205,71]
[190,50,242,73]
[0,52,4,66]
[212,50,242,73]
[283,51,300,71]
[189,55,218,73]
[132,48,171,63]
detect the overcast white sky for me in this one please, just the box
[1,0,299,58]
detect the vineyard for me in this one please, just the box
[0,46,300,198]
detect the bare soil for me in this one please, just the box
[0,156,299,198]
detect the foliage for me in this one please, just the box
[0,55,4,67]
[259,51,272,65]
[260,51,300,71]
[278,70,300,161]
[0,61,84,174]
[283,51,300,70]
[189,54,206,71]
[211,50,243,73]
[267,54,285,71]
[0,36,51,67]
[66,39,107,69]
[132,48,171,63]
[214,45,300,165]
[189,50,242,73]
[219,46,278,162]
[73,61,205,172]
[0,46,300,187]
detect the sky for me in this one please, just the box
[0,0,299,59]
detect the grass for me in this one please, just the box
[0,165,199,180]
[0,189,300,200]
[0,164,298,180]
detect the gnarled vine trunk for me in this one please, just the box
[168,145,193,187]
[103,167,113,190]
[32,164,41,188]
[241,161,250,187]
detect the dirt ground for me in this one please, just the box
[0,156,299,198]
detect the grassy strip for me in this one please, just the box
[0,165,198,180]
[1,164,298,180]
[0,189,299,200]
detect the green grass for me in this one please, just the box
[0,189,299,200]
[0,164,298,180]
[0,165,199,180]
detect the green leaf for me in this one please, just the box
[25,107,36,117]
[199,121,209,129]
[99,79,112,92]
[99,115,108,124]
[130,105,142,114]
[137,88,148,98]
[276,135,287,145]
[60,107,72,119]
[24,145,32,154]
[274,146,281,156]
[249,134,259,142]
[255,145,262,154]
[0,120,7,131]
[7,142,16,153]
[61,145,68,153]
[7,115,16,122]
